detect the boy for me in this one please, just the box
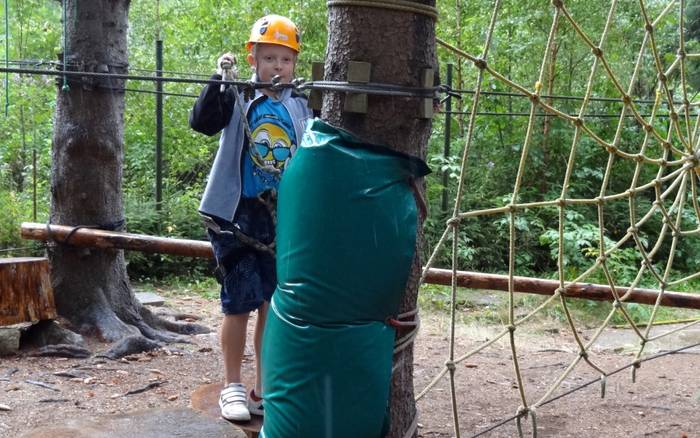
[189,15,313,421]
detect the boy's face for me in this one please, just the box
[247,43,297,84]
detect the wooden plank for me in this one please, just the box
[0,257,57,326]
[191,383,261,438]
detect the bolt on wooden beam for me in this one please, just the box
[308,62,324,111]
[419,68,434,119]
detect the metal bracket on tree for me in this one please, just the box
[53,58,128,92]
[344,61,371,114]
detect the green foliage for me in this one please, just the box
[0,190,29,250]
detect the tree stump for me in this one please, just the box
[191,383,262,438]
[0,257,56,326]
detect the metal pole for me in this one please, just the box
[155,39,163,214]
[32,147,36,221]
[5,0,9,116]
[441,63,453,214]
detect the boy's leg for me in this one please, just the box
[218,312,251,421]
[246,301,268,416]
[221,312,250,384]
[253,301,269,395]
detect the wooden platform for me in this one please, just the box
[191,383,262,438]
[0,257,56,326]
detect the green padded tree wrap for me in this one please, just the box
[261,119,430,437]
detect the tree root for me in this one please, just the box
[139,306,211,336]
[96,335,161,360]
[30,344,91,358]
[26,283,212,360]
[21,320,85,349]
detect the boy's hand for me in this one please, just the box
[216,53,236,76]
[217,53,238,93]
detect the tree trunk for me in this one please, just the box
[49,1,200,344]
[540,39,558,195]
[323,3,435,437]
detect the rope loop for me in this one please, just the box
[444,360,456,372]
[529,407,538,438]
[514,406,529,438]
[46,219,126,247]
[473,57,487,70]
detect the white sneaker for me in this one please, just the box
[219,383,250,421]
[248,389,264,416]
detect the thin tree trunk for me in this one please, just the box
[323,3,435,437]
[540,40,558,195]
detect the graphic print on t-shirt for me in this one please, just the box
[251,122,292,171]
[241,98,297,197]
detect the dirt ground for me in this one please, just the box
[1,292,698,438]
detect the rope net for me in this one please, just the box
[418,0,700,436]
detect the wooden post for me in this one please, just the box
[0,257,57,326]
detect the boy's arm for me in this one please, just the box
[189,74,235,136]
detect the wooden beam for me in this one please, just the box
[21,222,700,309]
[423,268,700,310]
[21,222,214,259]
[0,257,57,326]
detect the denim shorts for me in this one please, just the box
[207,197,276,315]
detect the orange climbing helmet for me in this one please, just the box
[246,15,301,53]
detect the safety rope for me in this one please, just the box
[61,0,69,92]
[327,0,438,21]
[0,66,442,101]
[201,191,278,257]
[12,57,700,106]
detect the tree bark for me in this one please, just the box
[540,39,558,195]
[50,0,134,342]
[49,1,198,343]
[323,4,435,437]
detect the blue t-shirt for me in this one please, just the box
[241,97,297,198]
